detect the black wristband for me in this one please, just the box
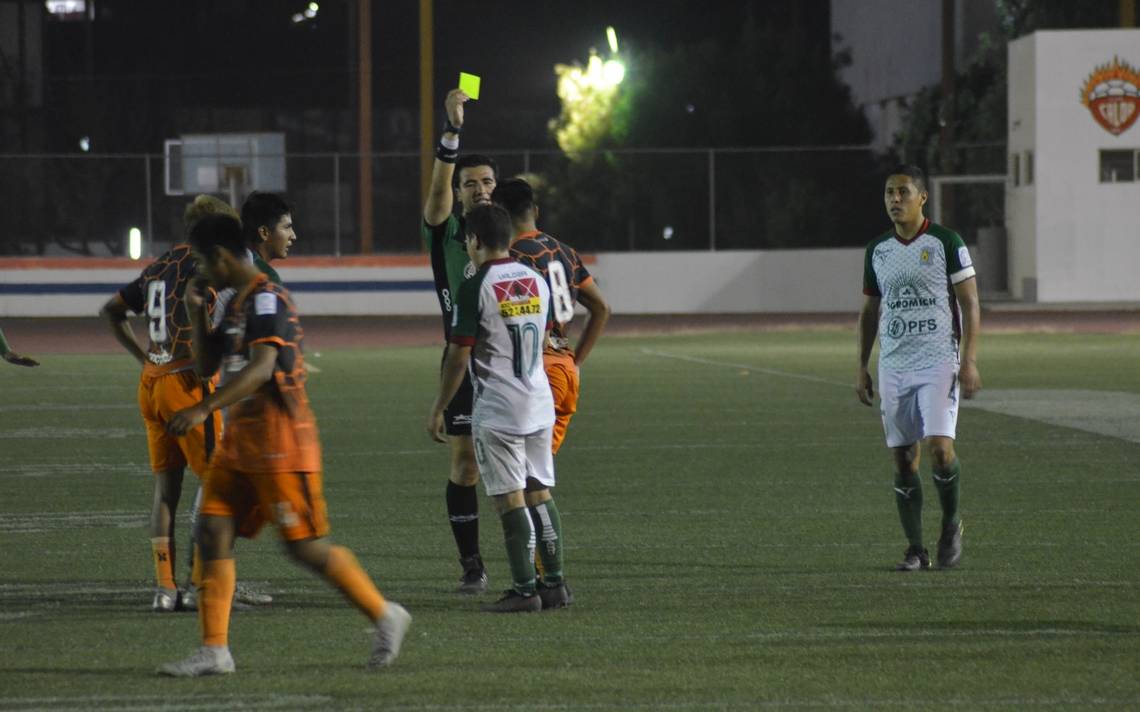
[436,141,459,164]
[442,118,462,135]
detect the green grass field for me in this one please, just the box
[1,329,1138,710]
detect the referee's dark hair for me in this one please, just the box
[492,178,536,220]
[464,204,513,251]
[190,214,245,259]
[889,164,927,193]
[452,154,499,191]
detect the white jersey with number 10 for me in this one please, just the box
[449,257,555,435]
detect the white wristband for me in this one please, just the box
[440,134,459,150]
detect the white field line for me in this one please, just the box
[0,403,135,413]
[3,694,1134,712]
[0,695,333,711]
[0,510,146,533]
[0,427,135,439]
[640,348,849,387]
[641,348,1140,445]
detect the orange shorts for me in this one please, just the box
[199,462,330,542]
[544,351,580,455]
[138,368,221,477]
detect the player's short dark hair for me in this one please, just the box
[190,214,245,259]
[452,154,499,190]
[492,178,536,219]
[888,164,927,192]
[464,204,512,251]
[241,191,292,246]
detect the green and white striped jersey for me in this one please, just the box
[450,257,555,435]
[863,219,976,372]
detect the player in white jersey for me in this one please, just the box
[427,204,563,613]
[856,164,981,572]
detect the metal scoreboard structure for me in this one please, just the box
[164,132,286,207]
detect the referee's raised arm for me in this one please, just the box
[423,88,469,226]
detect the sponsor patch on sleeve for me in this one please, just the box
[957,246,973,268]
[255,292,278,316]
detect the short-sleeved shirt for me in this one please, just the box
[422,214,476,338]
[212,274,321,473]
[510,230,593,354]
[119,244,213,374]
[863,219,976,372]
[450,258,555,435]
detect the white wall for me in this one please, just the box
[591,250,864,314]
[1007,30,1140,302]
[0,249,866,317]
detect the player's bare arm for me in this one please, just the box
[423,89,470,226]
[99,294,148,367]
[573,280,611,366]
[856,295,880,406]
[953,277,982,399]
[185,275,224,377]
[166,344,276,435]
[427,343,471,443]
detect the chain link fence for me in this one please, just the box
[0,145,1006,257]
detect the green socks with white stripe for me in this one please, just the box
[894,471,924,548]
[528,499,565,586]
[932,459,962,528]
[500,507,537,596]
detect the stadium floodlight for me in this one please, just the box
[78,136,90,152]
[128,228,142,260]
[602,59,625,87]
[552,30,627,155]
[291,12,304,23]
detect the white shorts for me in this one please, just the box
[472,425,555,497]
[878,363,959,448]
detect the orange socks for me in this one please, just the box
[324,545,386,621]
[199,559,235,647]
[150,537,176,590]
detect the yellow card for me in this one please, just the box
[459,72,481,100]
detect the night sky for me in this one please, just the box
[39,0,830,152]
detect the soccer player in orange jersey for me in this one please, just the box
[157,214,409,676]
[492,178,610,607]
[100,195,233,613]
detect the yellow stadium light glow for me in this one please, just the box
[602,59,625,87]
[606,26,619,54]
[128,228,143,260]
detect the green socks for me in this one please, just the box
[932,459,962,528]
[528,499,564,585]
[894,471,924,548]
[500,507,536,596]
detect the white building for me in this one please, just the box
[1006,30,1140,302]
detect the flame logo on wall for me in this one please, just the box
[1080,56,1140,135]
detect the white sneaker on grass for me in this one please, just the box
[368,603,411,670]
[157,645,235,677]
[152,587,179,613]
[234,581,273,606]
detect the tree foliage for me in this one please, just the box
[894,0,1124,173]
[541,15,888,251]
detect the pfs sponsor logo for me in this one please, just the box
[886,317,937,339]
[1081,56,1140,136]
[494,277,542,318]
